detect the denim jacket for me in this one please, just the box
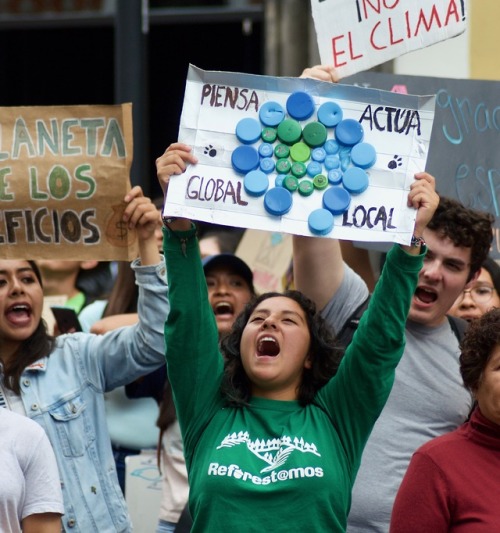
[18,258,168,532]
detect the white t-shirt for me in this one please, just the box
[0,408,64,532]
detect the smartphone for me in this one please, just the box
[50,306,82,334]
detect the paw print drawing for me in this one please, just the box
[388,155,402,170]
[204,144,217,157]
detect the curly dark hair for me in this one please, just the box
[220,290,342,407]
[460,308,500,392]
[2,261,55,394]
[427,196,494,280]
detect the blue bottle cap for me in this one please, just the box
[341,157,351,172]
[350,142,377,169]
[275,175,285,187]
[324,139,340,155]
[335,119,364,146]
[235,117,262,144]
[323,186,351,215]
[342,167,369,194]
[231,145,260,174]
[324,154,340,170]
[306,161,322,177]
[327,169,343,185]
[244,170,269,197]
[308,208,334,235]
[264,187,293,216]
[258,143,274,158]
[311,147,326,162]
[260,157,276,174]
[286,91,315,121]
[259,101,286,127]
[317,101,343,127]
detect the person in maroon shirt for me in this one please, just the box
[390,307,500,533]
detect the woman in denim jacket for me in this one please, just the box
[0,186,168,533]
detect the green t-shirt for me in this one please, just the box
[163,230,423,532]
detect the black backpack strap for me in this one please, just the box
[336,295,371,350]
[446,314,468,343]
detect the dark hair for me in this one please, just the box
[481,257,500,295]
[3,261,55,394]
[104,261,138,317]
[427,196,494,280]
[220,290,342,407]
[460,307,500,392]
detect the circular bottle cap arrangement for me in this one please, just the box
[277,118,302,145]
[286,91,315,120]
[259,101,286,127]
[311,147,326,162]
[244,170,269,196]
[302,121,328,147]
[298,179,314,197]
[290,142,311,162]
[258,143,274,158]
[283,175,299,192]
[259,157,275,174]
[350,142,377,169]
[335,119,364,146]
[342,167,369,194]
[261,127,277,143]
[274,143,290,159]
[264,187,293,216]
[328,169,343,185]
[317,101,343,127]
[313,174,328,190]
[231,145,260,174]
[324,154,340,170]
[276,158,292,174]
[235,117,262,144]
[323,186,351,215]
[308,208,334,235]
[291,161,307,178]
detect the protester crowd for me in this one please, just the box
[1,64,500,533]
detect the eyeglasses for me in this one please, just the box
[457,285,496,305]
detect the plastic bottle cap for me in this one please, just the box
[274,143,290,159]
[277,119,302,145]
[342,167,369,194]
[259,157,275,174]
[275,175,285,187]
[324,155,340,170]
[231,145,260,174]
[308,208,334,235]
[317,101,343,127]
[324,139,340,155]
[313,174,329,190]
[290,142,311,162]
[286,91,315,120]
[335,119,364,146]
[276,158,291,174]
[261,127,277,143]
[283,175,299,192]
[350,142,377,169]
[244,170,269,196]
[341,157,351,172]
[291,161,307,178]
[298,179,314,196]
[302,121,328,147]
[258,143,274,158]
[323,186,351,215]
[259,101,286,127]
[327,169,343,185]
[235,117,262,144]
[306,161,322,177]
[264,187,293,216]
[311,147,326,162]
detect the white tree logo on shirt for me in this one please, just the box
[217,431,321,473]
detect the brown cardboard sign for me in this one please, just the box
[0,103,137,260]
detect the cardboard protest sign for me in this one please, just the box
[345,70,500,258]
[311,0,467,79]
[0,104,136,260]
[165,64,435,245]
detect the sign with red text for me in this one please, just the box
[0,104,138,260]
[311,0,467,79]
[165,65,435,245]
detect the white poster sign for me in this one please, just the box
[311,0,467,79]
[165,65,435,245]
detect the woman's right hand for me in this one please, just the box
[155,142,198,196]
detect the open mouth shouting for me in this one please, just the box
[213,301,234,318]
[6,302,33,327]
[414,286,438,305]
[256,335,280,357]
